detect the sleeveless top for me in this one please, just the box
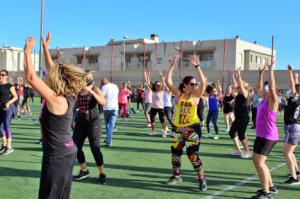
[77,88,100,121]
[40,96,77,157]
[163,91,172,108]
[0,83,12,110]
[223,94,234,108]
[152,91,164,109]
[256,99,278,141]
[208,96,218,111]
[284,94,300,125]
[234,94,250,119]
[174,95,199,127]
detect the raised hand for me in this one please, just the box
[158,70,163,77]
[170,55,178,67]
[191,55,200,66]
[24,37,36,53]
[288,64,293,71]
[259,65,267,75]
[42,32,51,49]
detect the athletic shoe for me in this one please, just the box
[225,127,230,132]
[199,179,208,191]
[124,118,128,122]
[2,148,14,156]
[251,191,272,199]
[166,176,182,185]
[166,127,170,132]
[214,135,219,140]
[284,177,300,185]
[0,146,7,153]
[99,173,107,184]
[148,131,156,136]
[105,143,112,147]
[241,151,252,159]
[73,170,90,181]
[256,186,278,194]
[203,133,212,138]
[230,150,242,156]
[287,171,300,178]
[162,130,168,138]
[113,128,118,132]
[136,110,140,113]
[146,123,152,128]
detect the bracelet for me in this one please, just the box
[194,65,199,68]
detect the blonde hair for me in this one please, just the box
[45,63,86,96]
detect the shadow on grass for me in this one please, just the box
[0,166,40,178]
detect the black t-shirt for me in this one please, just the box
[40,96,77,157]
[0,83,12,110]
[77,88,100,121]
[284,95,300,125]
[234,94,249,119]
[23,86,31,98]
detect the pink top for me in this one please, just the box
[256,99,279,141]
[118,88,129,104]
[151,91,164,109]
[145,90,153,103]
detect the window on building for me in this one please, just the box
[250,55,253,63]
[256,56,261,64]
[77,55,83,64]
[87,55,99,64]
[238,53,243,65]
[156,57,163,64]
[262,58,266,65]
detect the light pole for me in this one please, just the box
[82,46,89,71]
[123,36,128,71]
[38,0,45,77]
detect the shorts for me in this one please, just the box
[253,136,277,156]
[229,118,249,141]
[284,124,300,145]
[150,108,165,123]
[223,104,233,114]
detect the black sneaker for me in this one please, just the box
[2,148,14,156]
[287,171,300,178]
[251,191,273,199]
[73,170,90,181]
[199,179,208,191]
[256,186,278,194]
[99,173,107,184]
[0,146,7,154]
[166,175,182,185]
[284,177,300,185]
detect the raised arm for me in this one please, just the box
[166,55,181,97]
[288,65,296,94]
[268,61,278,111]
[231,69,237,88]
[295,72,299,85]
[256,65,266,97]
[85,86,106,106]
[191,55,206,97]
[42,32,55,72]
[235,68,248,98]
[158,70,165,91]
[143,69,151,91]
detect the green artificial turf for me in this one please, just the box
[0,101,299,199]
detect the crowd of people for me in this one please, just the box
[0,33,299,199]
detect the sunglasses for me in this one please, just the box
[0,73,7,77]
[189,82,198,87]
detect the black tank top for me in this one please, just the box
[234,94,249,119]
[40,96,77,157]
[0,83,12,110]
[197,97,205,111]
[223,94,234,108]
[284,95,300,125]
[77,88,100,121]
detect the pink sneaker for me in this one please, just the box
[230,150,242,156]
[146,123,152,128]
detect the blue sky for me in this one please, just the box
[1,0,299,69]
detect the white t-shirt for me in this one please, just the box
[101,83,119,111]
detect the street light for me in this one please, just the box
[123,36,128,71]
[82,46,90,71]
[38,0,45,77]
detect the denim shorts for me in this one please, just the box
[284,124,300,145]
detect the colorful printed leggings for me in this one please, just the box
[170,123,205,181]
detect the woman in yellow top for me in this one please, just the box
[165,55,207,191]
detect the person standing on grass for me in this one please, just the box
[16,77,24,119]
[118,82,132,121]
[146,70,168,137]
[222,84,235,132]
[165,55,207,191]
[143,70,153,128]
[229,68,252,159]
[0,70,18,156]
[163,83,175,128]
[282,65,300,185]
[136,83,145,112]
[101,78,119,147]
[205,81,222,139]
[251,62,279,199]
[22,82,31,115]
[25,33,86,199]
[251,89,262,129]
[73,70,107,184]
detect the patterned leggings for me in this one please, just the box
[170,123,205,181]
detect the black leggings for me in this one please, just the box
[150,108,166,123]
[73,117,104,166]
[164,106,175,127]
[136,98,144,110]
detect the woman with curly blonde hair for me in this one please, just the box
[24,32,86,199]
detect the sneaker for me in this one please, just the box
[105,143,112,147]
[214,135,219,140]
[225,127,230,132]
[166,127,170,132]
[287,171,300,178]
[73,170,90,181]
[136,110,140,113]
[146,123,152,128]
[166,176,182,185]
[199,179,208,191]
[230,150,242,156]
[149,131,156,136]
[256,186,278,194]
[251,191,272,199]
[241,151,252,159]
[99,173,107,184]
[162,129,168,138]
[284,177,300,185]
[0,146,7,153]
[113,128,117,132]
[2,148,14,155]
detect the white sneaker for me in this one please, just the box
[230,150,242,156]
[225,127,230,132]
[149,131,156,136]
[162,130,168,138]
[113,128,118,132]
[166,127,170,132]
[241,152,252,159]
[214,135,219,140]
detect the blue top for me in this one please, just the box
[208,97,218,111]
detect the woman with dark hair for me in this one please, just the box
[165,55,207,191]
[0,70,18,155]
[223,84,235,132]
[136,83,145,112]
[143,70,152,128]
[24,33,86,199]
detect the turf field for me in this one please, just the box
[0,102,299,199]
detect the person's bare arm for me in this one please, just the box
[158,70,165,92]
[191,55,206,98]
[42,32,55,72]
[166,55,181,97]
[236,68,248,98]
[268,62,278,111]
[256,66,266,97]
[288,65,296,94]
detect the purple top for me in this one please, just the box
[256,99,279,141]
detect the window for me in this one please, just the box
[262,58,266,65]
[87,55,98,64]
[256,56,261,64]
[156,57,163,64]
[77,55,83,64]
[250,55,253,63]
[238,53,243,65]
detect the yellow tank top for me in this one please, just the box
[174,95,199,127]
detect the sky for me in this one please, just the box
[1,0,299,69]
